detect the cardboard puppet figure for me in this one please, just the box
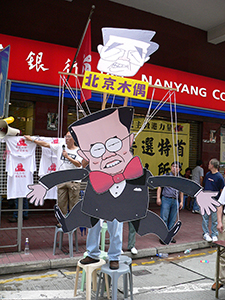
[97,28,159,77]
[27,106,218,244]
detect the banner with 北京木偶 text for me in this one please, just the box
[82,71,149,100]
[131,118,190,176]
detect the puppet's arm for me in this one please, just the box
[27,169,89,206]
[148,175,220,216]
[147,175,202,197]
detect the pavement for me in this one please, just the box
[0,205,215,276]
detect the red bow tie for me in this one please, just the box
[89,156,143,194]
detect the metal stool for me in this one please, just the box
[74,258,106,300]
[96,262,133,300]
[53,226,78,257]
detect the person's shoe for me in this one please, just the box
[8,218,17,223]
[23,216,29,220]
[171,238,176,243]
[192,210,200,214]
[211,282,223,290]
[212,236,218,242]
[110,261,119,270]
[203,233,212,242]
[80,256,100,265]
[130,247,138,255]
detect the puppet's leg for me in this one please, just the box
[54,201,93,233]
[132,210,181,244]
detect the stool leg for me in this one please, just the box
[81,269,86,291]
[74,230,78,252]
[74,266,80,296]
[53,228,58,255]
[111,275,118,300]
[95,272,103,300]
[129,272,134,300]
[59,231,63,250]
[123,273,128,298]
[86,268,92,300]
[101,228,107,251]
[68,232,73,258]
[92,269,97,291]
[105,274,110,300]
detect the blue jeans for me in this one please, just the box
[128,222,136,250]
[202,211,218,237]
[13,198,29,218]
[192,197,200,211]
[160,196,178,230]
[86,219,123,261]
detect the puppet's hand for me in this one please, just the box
[196,190,220,215]
[27,184,47,206]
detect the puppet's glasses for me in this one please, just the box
[83,134,131,158]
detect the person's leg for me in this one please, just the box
[85,220,101,259]
[68,182,80,212]
[13,199,18,219]
[128,222,136,250]
[23,198,29,218]
[57,183,69,216]
[218,216,225,283]
[168,200,178,230]
[107,219,123,261]
[192,197,200,212]
[202,213,210,235]
[160,196,171,228]
[211,211,218,238]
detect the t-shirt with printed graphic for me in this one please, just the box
[4,136,36,157]
[50,144,83,171]
[38,137,64,200]
[38,137,64,177]
[6,155,36,199]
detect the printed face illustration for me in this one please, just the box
[97,35,153,77]
[72,110,134,175]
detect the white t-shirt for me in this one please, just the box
[38,137,64,200]
[50,144,83,171]
[4,136,36,157]
[6,155,36,199]
[218,188,225,213]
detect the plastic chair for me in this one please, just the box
[53,226,78,258]
[74,258,106,300]
[96,262,133,300]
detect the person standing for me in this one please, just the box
[127,221,138,255]
[157,161,184,244]
[191,159,204,213]
[24,132,83,217]
[202,158,224,242]
[211,187,225,290]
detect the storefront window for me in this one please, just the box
[8,100,34,135]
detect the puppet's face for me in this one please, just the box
[72,111,134,175]
[97,36,150,77]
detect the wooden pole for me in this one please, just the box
[101,93,108,110]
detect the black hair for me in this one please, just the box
[171,161,182,170]
[196,159,203,166]
[69,106,134,147]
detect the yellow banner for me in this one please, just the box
[82,71,149,100]
[131,118,190,175]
